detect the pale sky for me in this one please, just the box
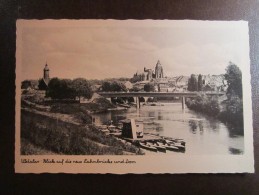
[17,20,250,81]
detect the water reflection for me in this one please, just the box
[92,103,244,155]
[229,147,243,155]
[227,124,244,138]
[188,120,204,135]
[158,111,163,120]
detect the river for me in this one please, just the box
[92,102,244,155]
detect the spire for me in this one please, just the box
[156,60,161,67]
[44,62,49,71]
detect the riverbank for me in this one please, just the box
[21,93,143,155]
[185,93,244,134]
[21,108,143,155]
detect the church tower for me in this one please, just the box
[155,60,163,79]
[38,63,50,90]
[43,63,50,84]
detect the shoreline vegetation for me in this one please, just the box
[185,93,244,133]
[185,62,244,133]
[21,95,143,155]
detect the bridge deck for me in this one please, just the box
[97,91,225,98]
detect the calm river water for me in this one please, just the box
[93,103,244,155]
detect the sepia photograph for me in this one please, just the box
[15,20,254,173]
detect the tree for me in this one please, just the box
[185,93,220,116]
[101,81,111,92]
[130,86,140,92]
[101,81,126,92]
[188,74,198,91]
[38,79,48,90]
[144,83,155,92]
[46,78,75,99]
[21,80,31,89]
[72,78,93,101]
[225,62,242,98]
[110,81,126,91]
[198,74,203,91]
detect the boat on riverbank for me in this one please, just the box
[161,136,186,146]
[97,119,186,153]
[108,124,122,136]
[96,125,110,134]
[118,103,131,108]
[138,141,157,152]
[152,141,167,153]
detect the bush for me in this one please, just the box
[218,95,243,127]
[186,93,220,116]
[144,83,155,92]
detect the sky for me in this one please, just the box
[17,20,250,81]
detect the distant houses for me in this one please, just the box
[202,74,227,92]
[21,61,227,95]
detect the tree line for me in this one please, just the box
[43,78,132,100]
[45,78,93,101]
[186,62,243,129]
[187,74,203,91]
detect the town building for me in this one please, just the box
[202,75,226,92]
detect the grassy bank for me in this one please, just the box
[22,92,116,124]
[21,109,142,155]
[49,98,115,124]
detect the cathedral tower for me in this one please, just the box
[155,60,163,79]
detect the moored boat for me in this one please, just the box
[164,143,181,152]
[154,142,167,153]
[173,142,185,150]
[118,103,131,108]
[138,141,157,152]
[109,132,122,136]
[162,136,186,146]
[159,140,185,152]
[97,125,110,134]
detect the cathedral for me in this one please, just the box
[155,60,163,79]
[133,60,164,81]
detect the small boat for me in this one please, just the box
[177,141,186,147]
[109,132,122,136]
[157,140,184,152]
[162,136,186,146]
[97,125,110,134]
[139,142,157,152]
[108,125,121,132]
[165,143,180,152]
[118,103,131,108]
[154,142,167,153]
[173,142,185,150]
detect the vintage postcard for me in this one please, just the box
[15,19,254,173]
